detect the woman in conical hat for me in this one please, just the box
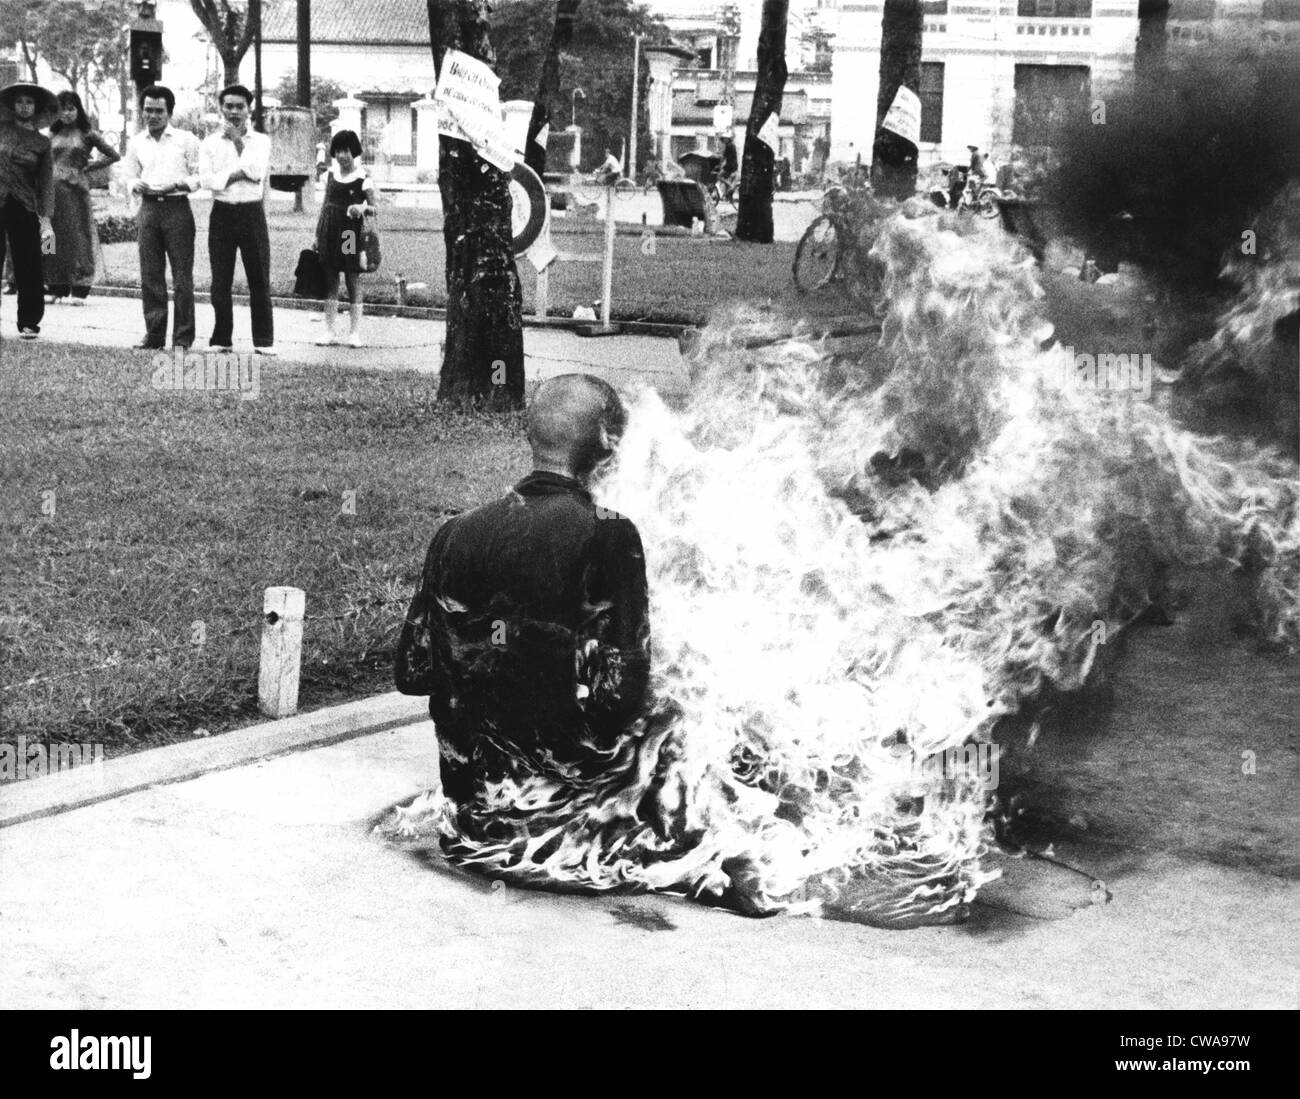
[0,81,59,337]
[0,81,60,126]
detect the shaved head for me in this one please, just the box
[527,374,627,481]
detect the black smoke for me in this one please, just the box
[1041,43,1300,289]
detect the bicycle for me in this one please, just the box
[707,169,738,211]
[792,182,887,301]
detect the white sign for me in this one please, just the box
[434,48,515,171]
[881,85,921,145]
[713,103,733,134]
[756,112,779,151]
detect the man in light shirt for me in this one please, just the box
[122,85,200,350]
[200,84,275,355]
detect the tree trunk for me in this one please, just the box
[525,0,580,180]
[735,0,788,244]
[871,0,922,201]
[190,0,256,87]
[429,0,526,411]
[1135,0,1170,88]
[20,39,39,81]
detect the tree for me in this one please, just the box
[735,0,788,244]
[31,1,134,116]
[871,0,922,201]
[428,0,525,411]
[189,0,256,85]
[491,0,666,174]
[0,0,44,80]
[0,0,134,145]
[272,72,345,140]
[523,0,580,179]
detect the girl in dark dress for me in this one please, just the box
[314,129,376,347]
[47,91,119,302]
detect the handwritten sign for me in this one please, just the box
[880,85,921,146]
[434,49,515,170]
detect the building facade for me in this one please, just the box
[659,0,1300,177]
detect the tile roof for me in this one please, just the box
[262,0,430,45]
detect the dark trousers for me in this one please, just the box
[208,201,273,348]
[0,196,45,332]
[137,198,195,348]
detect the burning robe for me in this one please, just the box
[394,462,986,925]
[395,471,770,911]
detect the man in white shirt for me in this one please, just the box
[199,84,275,355]
[121,85,200,350]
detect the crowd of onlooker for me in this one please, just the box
[1,78,376,351]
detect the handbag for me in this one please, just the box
[359,213,381,274]
[293,246,328,299]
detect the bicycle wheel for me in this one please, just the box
[793,216,841,293]
[977,188,1000,219]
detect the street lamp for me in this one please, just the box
[129,1,164,93]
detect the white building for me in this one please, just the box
[657,0,1300,174]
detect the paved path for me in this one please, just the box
[1,705,1294,1009]
[2,292,691,397]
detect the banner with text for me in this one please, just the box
[434,49,515,171]
[881,85,921,146]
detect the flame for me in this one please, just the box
[386,201,1299,928]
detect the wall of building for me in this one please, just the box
[824,1,1140,166]
[258,43,435,100]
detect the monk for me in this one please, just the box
[396,375,652,823]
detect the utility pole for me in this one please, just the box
[297,0,311,109]
[252,0,264,131]
[717,2,741,137]
[628,32,643,179]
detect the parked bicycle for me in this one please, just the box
[792,181,887,302]
[926,149,1006,218]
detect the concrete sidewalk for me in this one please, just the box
[1,692,1294,1009]
[4,291,691,397]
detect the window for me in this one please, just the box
[1013,64,1090,144]
[1262,0,1300,20]
[920,62,944,143]
[1171,0,1215,17]
[1018,0,1093,16]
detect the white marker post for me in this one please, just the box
[600,177,617,331]
[258,586,305,718]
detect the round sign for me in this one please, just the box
[508,161,548,254]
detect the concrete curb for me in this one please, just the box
[0,692,428,830]
[87,285,690,339]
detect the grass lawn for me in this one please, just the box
[0,342,529,756]
[97,202,809,326]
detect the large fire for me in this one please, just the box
[384,200,1298,928]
